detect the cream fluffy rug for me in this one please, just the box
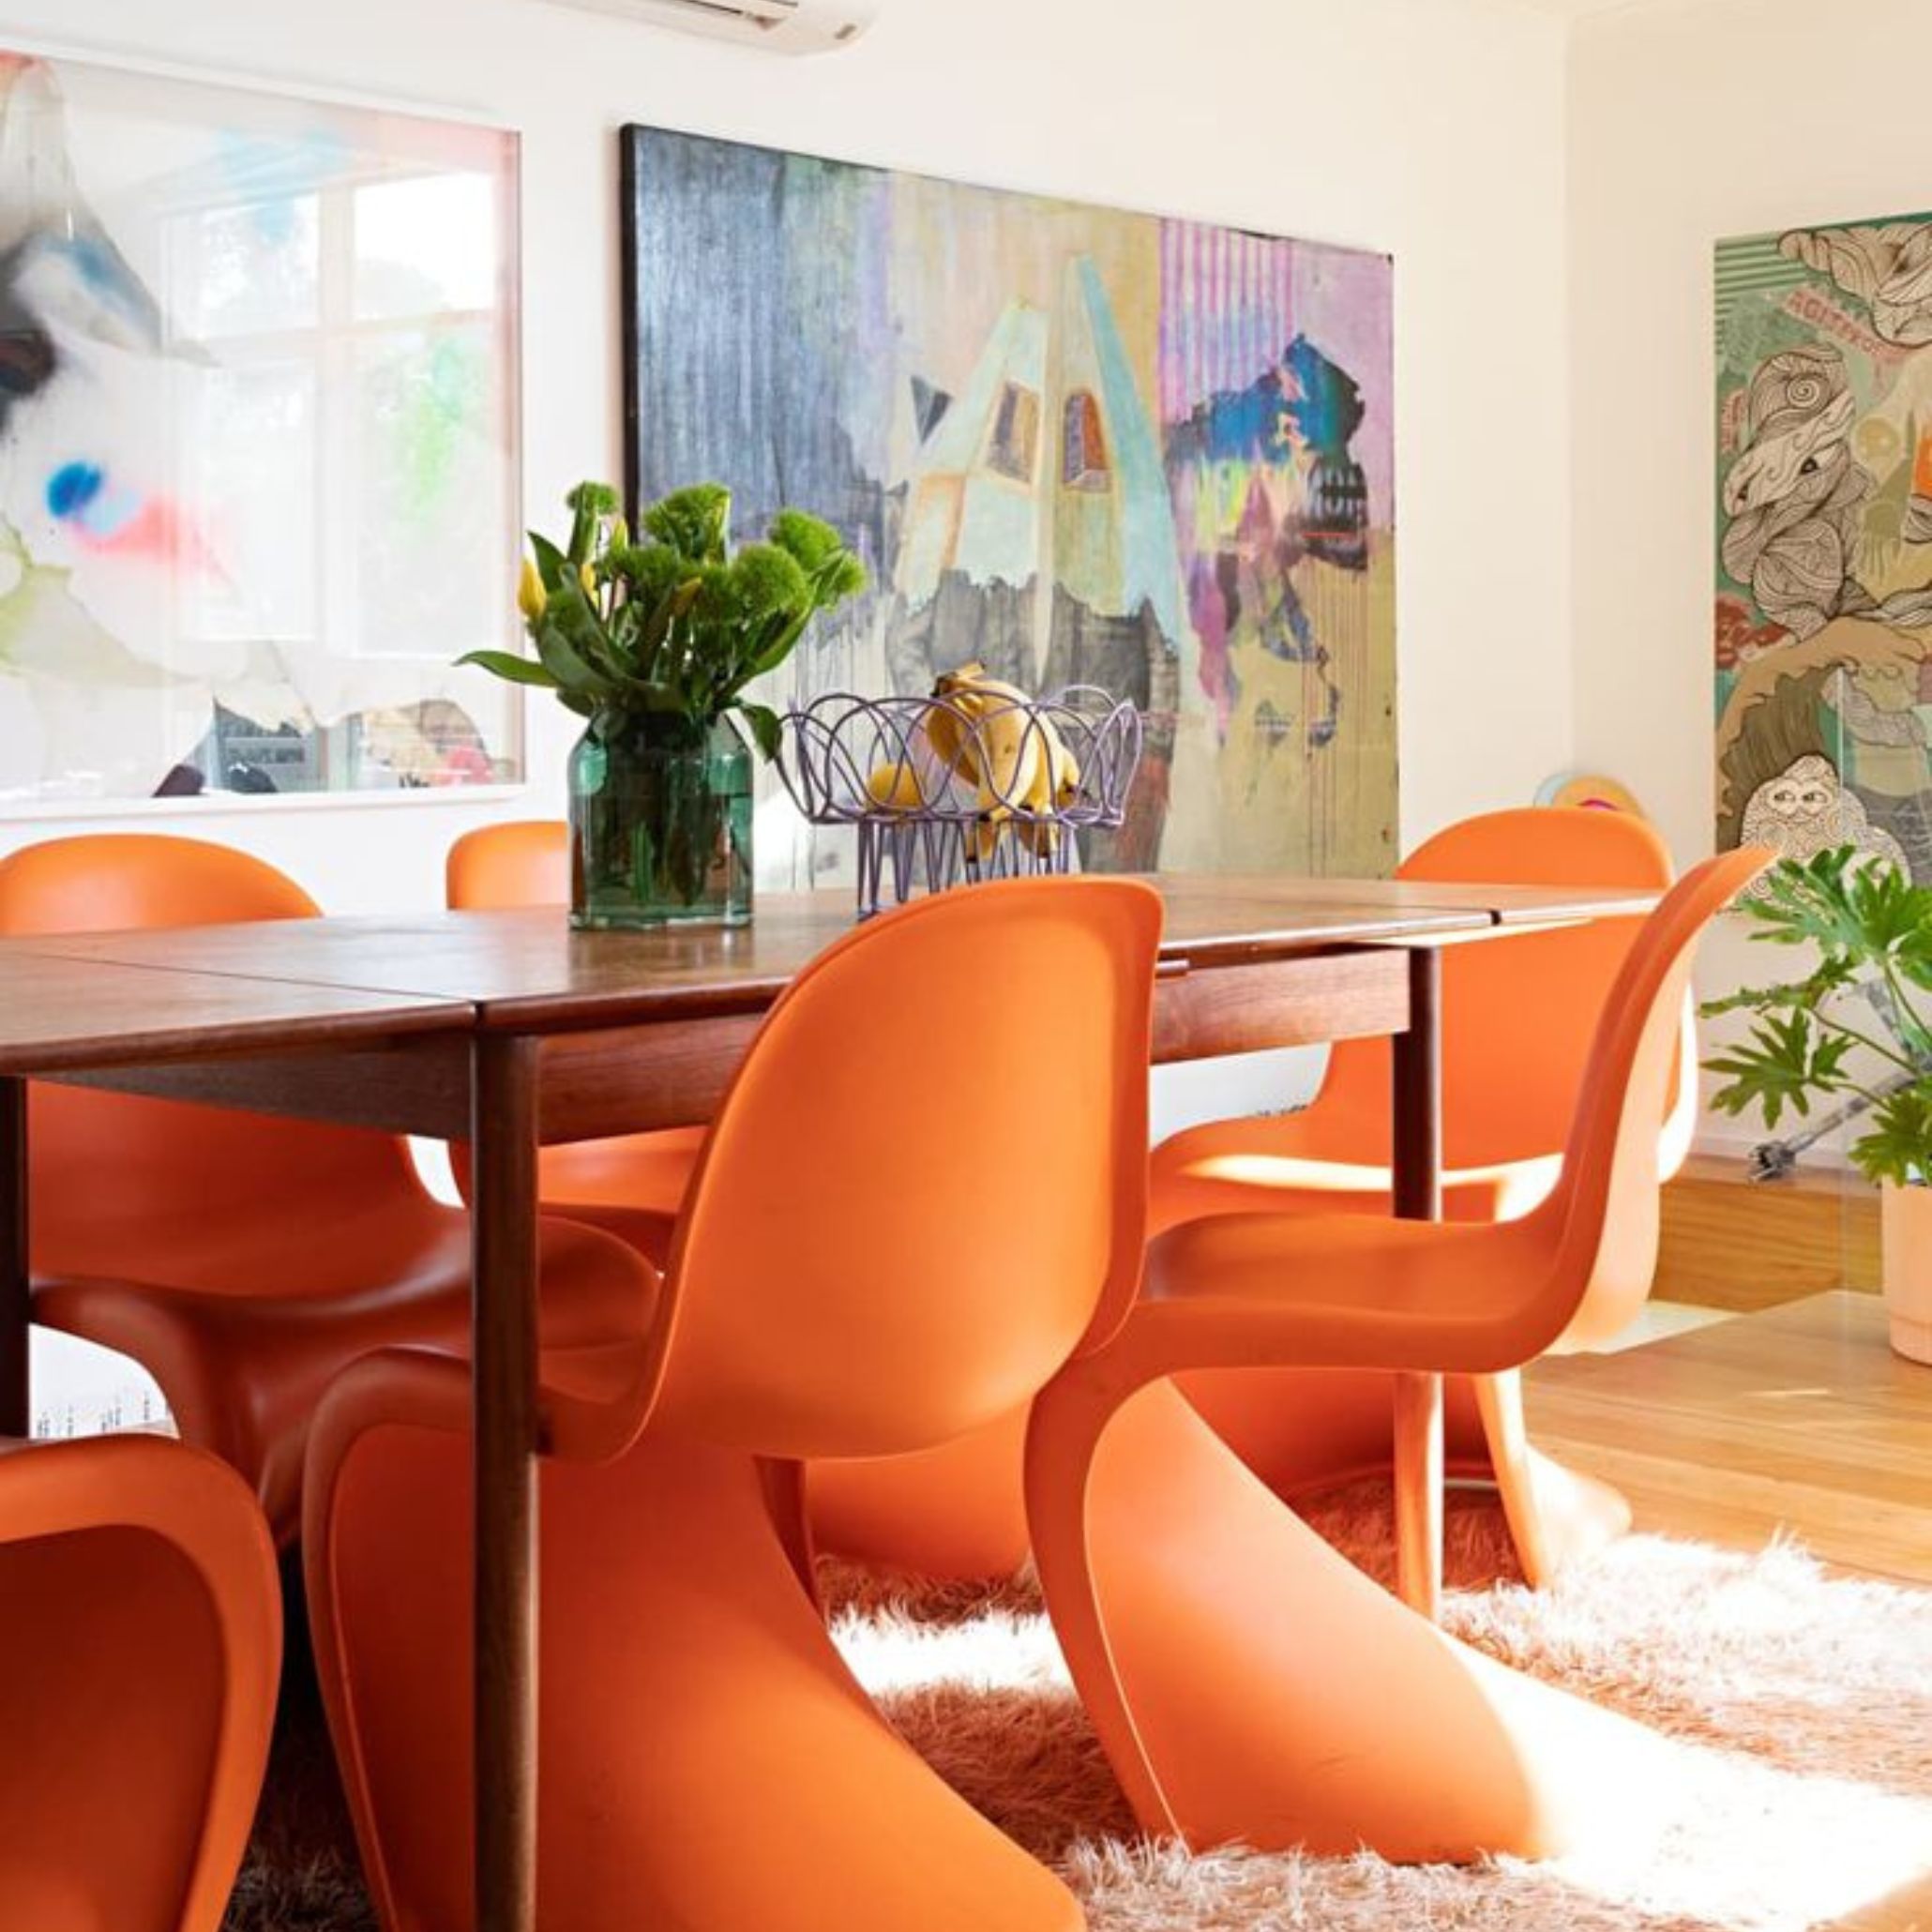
[230,1487,1932,1930]
[828,1489,1932,1932]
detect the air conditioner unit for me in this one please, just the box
[540,0,877,54]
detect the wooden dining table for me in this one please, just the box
[0,871,1659,1932]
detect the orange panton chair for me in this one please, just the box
[1025,848,1767,1865]
[445,821,702,1264]
[2,833,654,1543]
[0,1432,280,1931]
[305,877,1161,1931]
[1149,807,1684,1593]
[446,819,1034,1578]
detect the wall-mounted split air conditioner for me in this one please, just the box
[538,0,877,55]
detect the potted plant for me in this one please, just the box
[1704,845,1932,1362]
[460,481,864,928]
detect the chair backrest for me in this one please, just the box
[445,821,567,912]
[642,877,1163,1459]
[0,833,320,934]
[1310,808,1681,1170]
[1523,845,1770,1353]
[0,1435,279,1932]
[0,835,421,1275]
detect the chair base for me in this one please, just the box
[308,1352,1081,1932]
[1029,1370,1668,1864]
[1180,1364,1634,1594]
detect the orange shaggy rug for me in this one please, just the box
[228,1487,1932,1930]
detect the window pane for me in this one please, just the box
[351,322,507,660]
[355,174,498,320]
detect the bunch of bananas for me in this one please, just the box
[863,662,1080,862]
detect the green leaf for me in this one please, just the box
[455,649,561,688]
[528,532,573,596]
[732,699,783,762]
[612,681,687,715]
[565,481,618,566]
[531,580,618,698]
[1849,1085,1932,1187]
[741,607,812,685]
[1698,958,1856,1019]
[1740,845,1929,958]
[1703,1010,1857,1130]
[641,577,703,659]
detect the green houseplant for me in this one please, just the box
[461,482,864,928]
[1704,845,1932,1361]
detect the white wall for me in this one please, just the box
[0,0,1575,906]
[1569,0,1932,1153]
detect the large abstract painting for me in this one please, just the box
[0,49,521,808]
[624,127,1395,884]
[1716,213,1932,883]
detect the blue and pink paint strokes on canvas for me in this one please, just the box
[626,127,1395,880]
[0,50,521,806]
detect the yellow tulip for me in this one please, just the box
[517,556,544,622]
[580,562,597,596]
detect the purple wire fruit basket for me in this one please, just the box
[777,685,1142,918]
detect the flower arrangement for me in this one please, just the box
[460,480,866,759]
[1703,846,1932,1184]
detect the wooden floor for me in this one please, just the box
[1656,1154,1880,1307]
[1525,1291,1932,1586]
[1520,1293,1932,1931]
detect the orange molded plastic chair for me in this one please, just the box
[445,822,701,1263]
[1150,807,1684,1592]
[305,877,1162,1931]
[0,1432,280,1931]
[2,833,654,1543]
[446,819,1034,1578]
[1025,848,1766,1864]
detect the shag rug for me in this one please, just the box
[226,1487,1932,1931]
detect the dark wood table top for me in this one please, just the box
[0,953,470,1075]
[0,875,1660,1038]
[0,875,1664,1051]
[1187,874,1666,928]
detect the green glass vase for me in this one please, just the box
[567,717,752,929]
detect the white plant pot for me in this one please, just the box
[1879,1181,1932,1365]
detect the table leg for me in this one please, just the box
[1391,948,1443,1619]
[1,1076,26,1440]
[472,1035,541,1932]
[1391,948,1442,1223]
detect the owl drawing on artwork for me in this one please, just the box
[1737,754,1911,890]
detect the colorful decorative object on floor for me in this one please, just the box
[623,127,1396,891]
[463,481,864,927]
[0,48,521,807]
[224,1502,1932,1932]
[1715,211,1932,882]
[779,667,1141,916]
[1535,771,1649,817]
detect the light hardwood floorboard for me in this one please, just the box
[1524,1292,1932,1587]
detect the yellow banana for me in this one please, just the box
[864,760,926,811]
[932,666,1042,811]
[921,699,980,786]
[930,664,1083,858]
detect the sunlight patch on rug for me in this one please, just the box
[830,1529,1932,1932]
